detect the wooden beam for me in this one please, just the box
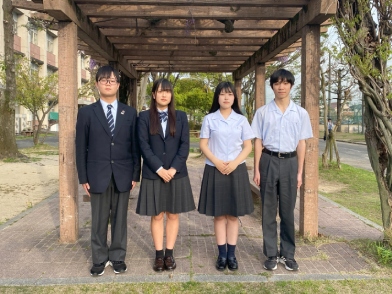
[233,0,336,79]
[116,44,260,51]
[92,19,288,30]
[126,56,249,61]
[101,29,275,39]
[121,50,253,57]
[109,37,266,46]
[42,0,137,78]
[75,0,309,7]
[300,24,320,237]
[130,60,244,65]
[134,66,238,72]
[129,78,137,108]
[78,5,301,20]
[254,63,266,109]
[234,78,242,108]
[58,21,79,244]
[12,0,45,12]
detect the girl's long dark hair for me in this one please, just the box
[209,81,243,115]
[149,78,176,136]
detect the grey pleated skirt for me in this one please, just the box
[136,176,195,216]
[198,163,254,217]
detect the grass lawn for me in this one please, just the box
[2,279,392,293]
[15,132,56,140]
[318,160,381,226]
[190,136,200,144]
[319,130,365,143]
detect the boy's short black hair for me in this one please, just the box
[95,65,120,82]
[270,69,295,88]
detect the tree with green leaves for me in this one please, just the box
[175,77,213,129]
[335,0,392,233]
[1,57,59,146]
[0,0,20,159]
[78,58,99,102]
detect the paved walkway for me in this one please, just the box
[0,164,384,286]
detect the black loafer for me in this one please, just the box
[215,256,227,271]
[227,257,238,271]
[153,257,165,272]
[164,256,177,271]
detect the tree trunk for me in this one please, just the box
[363,99,391,230]
[336,0,392,232]
[137,74,149,111]
[336,70,342,132]
[119,74,130,105]
[0,0,20,159]
[33,118,45,146]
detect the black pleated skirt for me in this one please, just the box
[136,176,195,216]
[198,163,254,217]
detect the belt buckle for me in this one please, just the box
[278,152,284,159]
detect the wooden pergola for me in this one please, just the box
[12,0,337,243]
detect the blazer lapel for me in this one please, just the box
[113,104,126,138]
[93,101,112,137]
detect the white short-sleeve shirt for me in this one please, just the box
[200,110,255,166]
[251,100,313,152]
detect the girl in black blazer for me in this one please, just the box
[136,78,195,272]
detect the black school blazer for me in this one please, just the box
[137,109,190,180]
[75,101,141,193]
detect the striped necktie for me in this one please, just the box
[106,105,114,136]
[159,111,168,123]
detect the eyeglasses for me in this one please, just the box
[98,78,118,85]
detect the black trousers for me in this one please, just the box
[90,176,130,264]
[259,153,298,259]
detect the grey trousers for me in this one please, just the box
[90,176,130,264]
[259,153,298,259]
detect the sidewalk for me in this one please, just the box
[0,163,384,286]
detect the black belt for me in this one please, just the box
[263,148,297,159]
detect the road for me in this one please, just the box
[318,139,372,171]
[16,134,59,149]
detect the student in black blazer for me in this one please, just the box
[76,65,140,276]
[136,78,195,272]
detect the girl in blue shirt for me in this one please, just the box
[198,81,255,271]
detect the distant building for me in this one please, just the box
[0,1,95,134]
[330,102,350,113]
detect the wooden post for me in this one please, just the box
[255,63,266,109]
[129,78,137,108]
[300,25,320,237]
[58,21,79,243]
[234,78,242,110]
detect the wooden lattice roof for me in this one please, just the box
[13,0,336,78]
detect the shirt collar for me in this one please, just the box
[157,108,168,113]
[212,109,240,121]
[100,99,118,110]
[270,99,297,113]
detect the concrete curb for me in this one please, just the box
[0,273,385,286]
[0,192,58,231]
[318,194,384,232]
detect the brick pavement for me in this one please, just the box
[0,162,384,286]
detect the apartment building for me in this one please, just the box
[0,1,94,134]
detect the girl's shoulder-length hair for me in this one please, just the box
[209,81,243,115]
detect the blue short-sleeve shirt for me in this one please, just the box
[251,100,313,152]
[200,110,255,166]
